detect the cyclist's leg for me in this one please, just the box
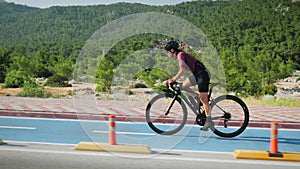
[196,70,210,115]
[196,70,213,131]
[200,93,213,130]
[199,92,210,117]
[182,76,198,97]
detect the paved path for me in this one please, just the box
[1,96,300,128]
[1,117,300,169]
[1,117,300,152]
[1,142,299,169]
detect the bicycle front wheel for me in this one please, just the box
[210,95,249,138]
[146,94,187,135]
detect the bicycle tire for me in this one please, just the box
[146,94,187,135]
[210,95,249,138]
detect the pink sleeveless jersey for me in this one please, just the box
[177,51,197,73]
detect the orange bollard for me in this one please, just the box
[109,114,116,145]
[270,122,282,157]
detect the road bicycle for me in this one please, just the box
[146,82,249,137]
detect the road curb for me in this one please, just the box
[75,142,152,154]
[1,110,300,129]
[233,150,300,162]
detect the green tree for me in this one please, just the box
[52,58,74,79]
[4,70,29,88]
[0,0,299,97]
[0,46,10,83]
[96,58,114,92]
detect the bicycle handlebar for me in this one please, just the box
[166,81,182,92]
[166,81,225,94]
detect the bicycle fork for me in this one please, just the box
[165,96,177,116]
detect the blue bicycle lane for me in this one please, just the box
[1,116,300,153]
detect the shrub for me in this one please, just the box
[134,68,170,87]
[129,83,148,89]
[36,67,53,78]
[261,84,278,96]
[96,85,110,93]
[45,74,71,87]
[152,84,173,94]
[17,80,52,98]
[4,70,29,88]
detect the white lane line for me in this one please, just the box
[0,126,36,130]
[93,130,156,136]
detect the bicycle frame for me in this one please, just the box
[146,81,249,137]
[167,82,227,118]
[166,82,204,116]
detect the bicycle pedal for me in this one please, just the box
[196,113,206,126]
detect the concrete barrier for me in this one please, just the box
[75,142,152,154]
[233,122,300,161]
[74,114,152,154]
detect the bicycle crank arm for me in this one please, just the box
[211,116,223,120]
[224,119,228,128]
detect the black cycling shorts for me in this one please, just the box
[188,62,210,92]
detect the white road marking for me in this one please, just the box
[93,130,156,136]
[0,126,36,130]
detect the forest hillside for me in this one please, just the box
[0,0,299,96]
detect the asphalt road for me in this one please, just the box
[1,117,300,152]
[1,117,300,169]
[1,142,299,169]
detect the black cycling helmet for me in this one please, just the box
[164,40,179,51]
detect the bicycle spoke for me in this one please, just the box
[146,94,187,135]
[210,95,249,137]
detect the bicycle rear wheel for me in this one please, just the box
[146,94,187,135]
[210,95,249,138]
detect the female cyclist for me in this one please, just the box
[164,40,213,131]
